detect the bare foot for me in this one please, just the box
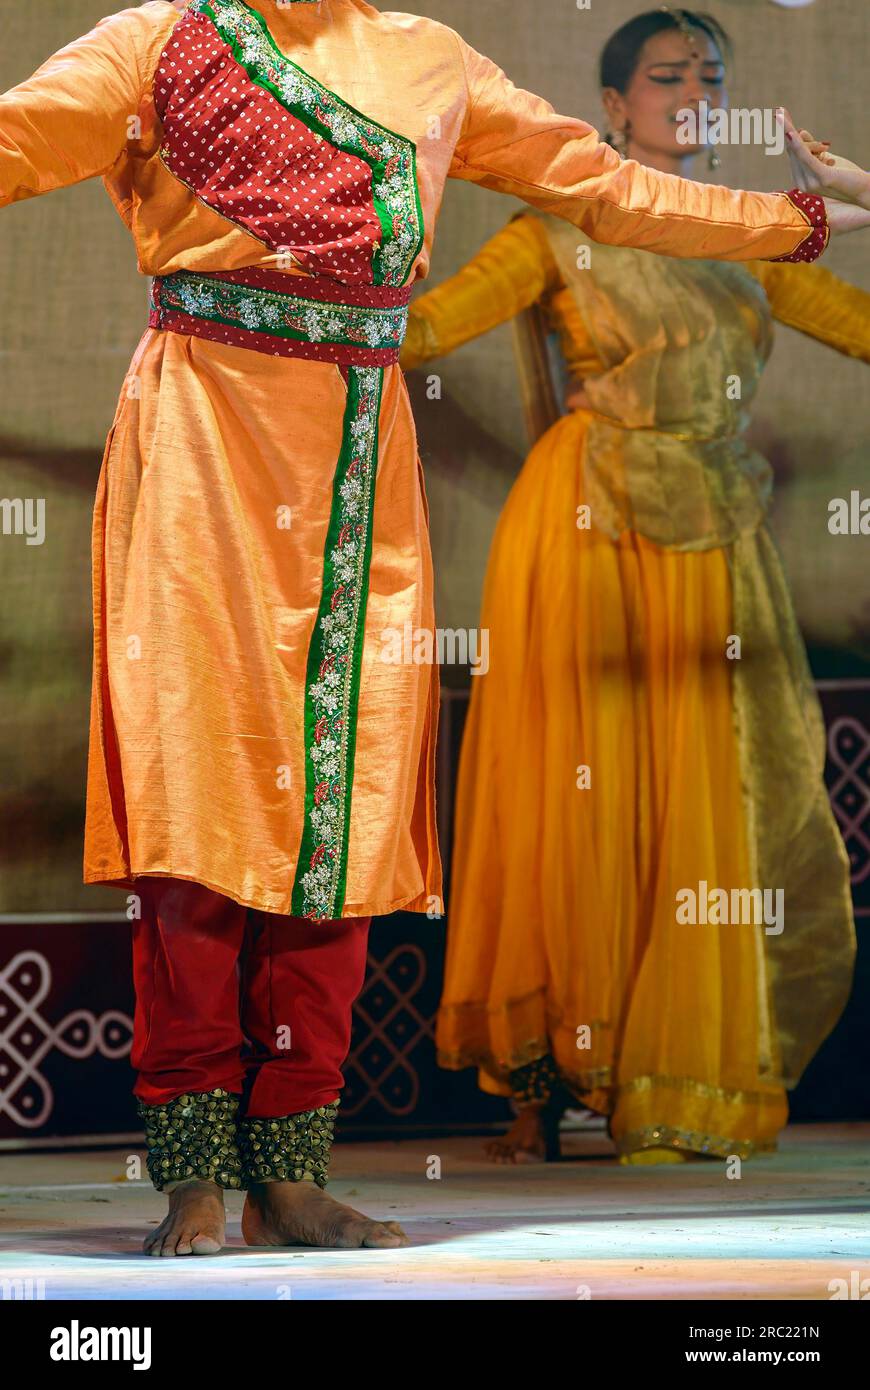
[143,1178,225,1256]
[485,1104,552,1164]
[242,1181,409,1249]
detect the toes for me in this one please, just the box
[363,1219,409,1249]
[145,1227,169,1256]
[190,1232,222,1255]
[361,1226,406,1249]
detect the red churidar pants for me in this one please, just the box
[130,877,371,1116]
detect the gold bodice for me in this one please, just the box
[404,212,870,550]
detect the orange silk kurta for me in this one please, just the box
[0,0,824,918]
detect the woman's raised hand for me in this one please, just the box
[778,108,870,210]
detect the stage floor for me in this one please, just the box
[1,1124,868,1300]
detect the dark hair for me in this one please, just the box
[600,9,732,93]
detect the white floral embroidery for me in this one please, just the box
[297,366,381,918]
[158,272,408,352]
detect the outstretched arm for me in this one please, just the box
[449,38,831,264]
[0,5,172,207]
[402,215,557,370]
[750,261,870,363]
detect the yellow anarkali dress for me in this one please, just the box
[403,212,868,1157]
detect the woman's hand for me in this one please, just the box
[778,108,870,210]
[825,199,870,237]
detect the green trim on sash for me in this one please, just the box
[155,270,409,352]
[193,0,424,286]
[292,366,383,919]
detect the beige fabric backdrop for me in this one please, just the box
[1,0,867,911]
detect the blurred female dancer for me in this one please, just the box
[404,8,869,1165]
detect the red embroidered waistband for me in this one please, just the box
[148,267,412,366]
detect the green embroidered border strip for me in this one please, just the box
[292,366,383,919]
[155,270,409,351]
[193,0,425,286]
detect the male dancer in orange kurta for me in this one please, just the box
[0,0,865,1253]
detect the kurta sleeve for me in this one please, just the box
[402,214,558,369]
[748,261,870,363]
[449,37,825,265]
[0,5,169,207]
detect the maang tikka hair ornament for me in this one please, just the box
[660,5,722,171]
[660,4,701,56]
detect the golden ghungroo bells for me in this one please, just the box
[238,1102,339,1189]
[138,1088,244,1191]
[509,1053,564,1104]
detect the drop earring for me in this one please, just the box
[612,126,629,159]
[708,148,722,171]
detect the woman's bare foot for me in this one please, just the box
[242,1181,410,1249]
[485,1103,552,1164]
[143,1178,226,1256]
